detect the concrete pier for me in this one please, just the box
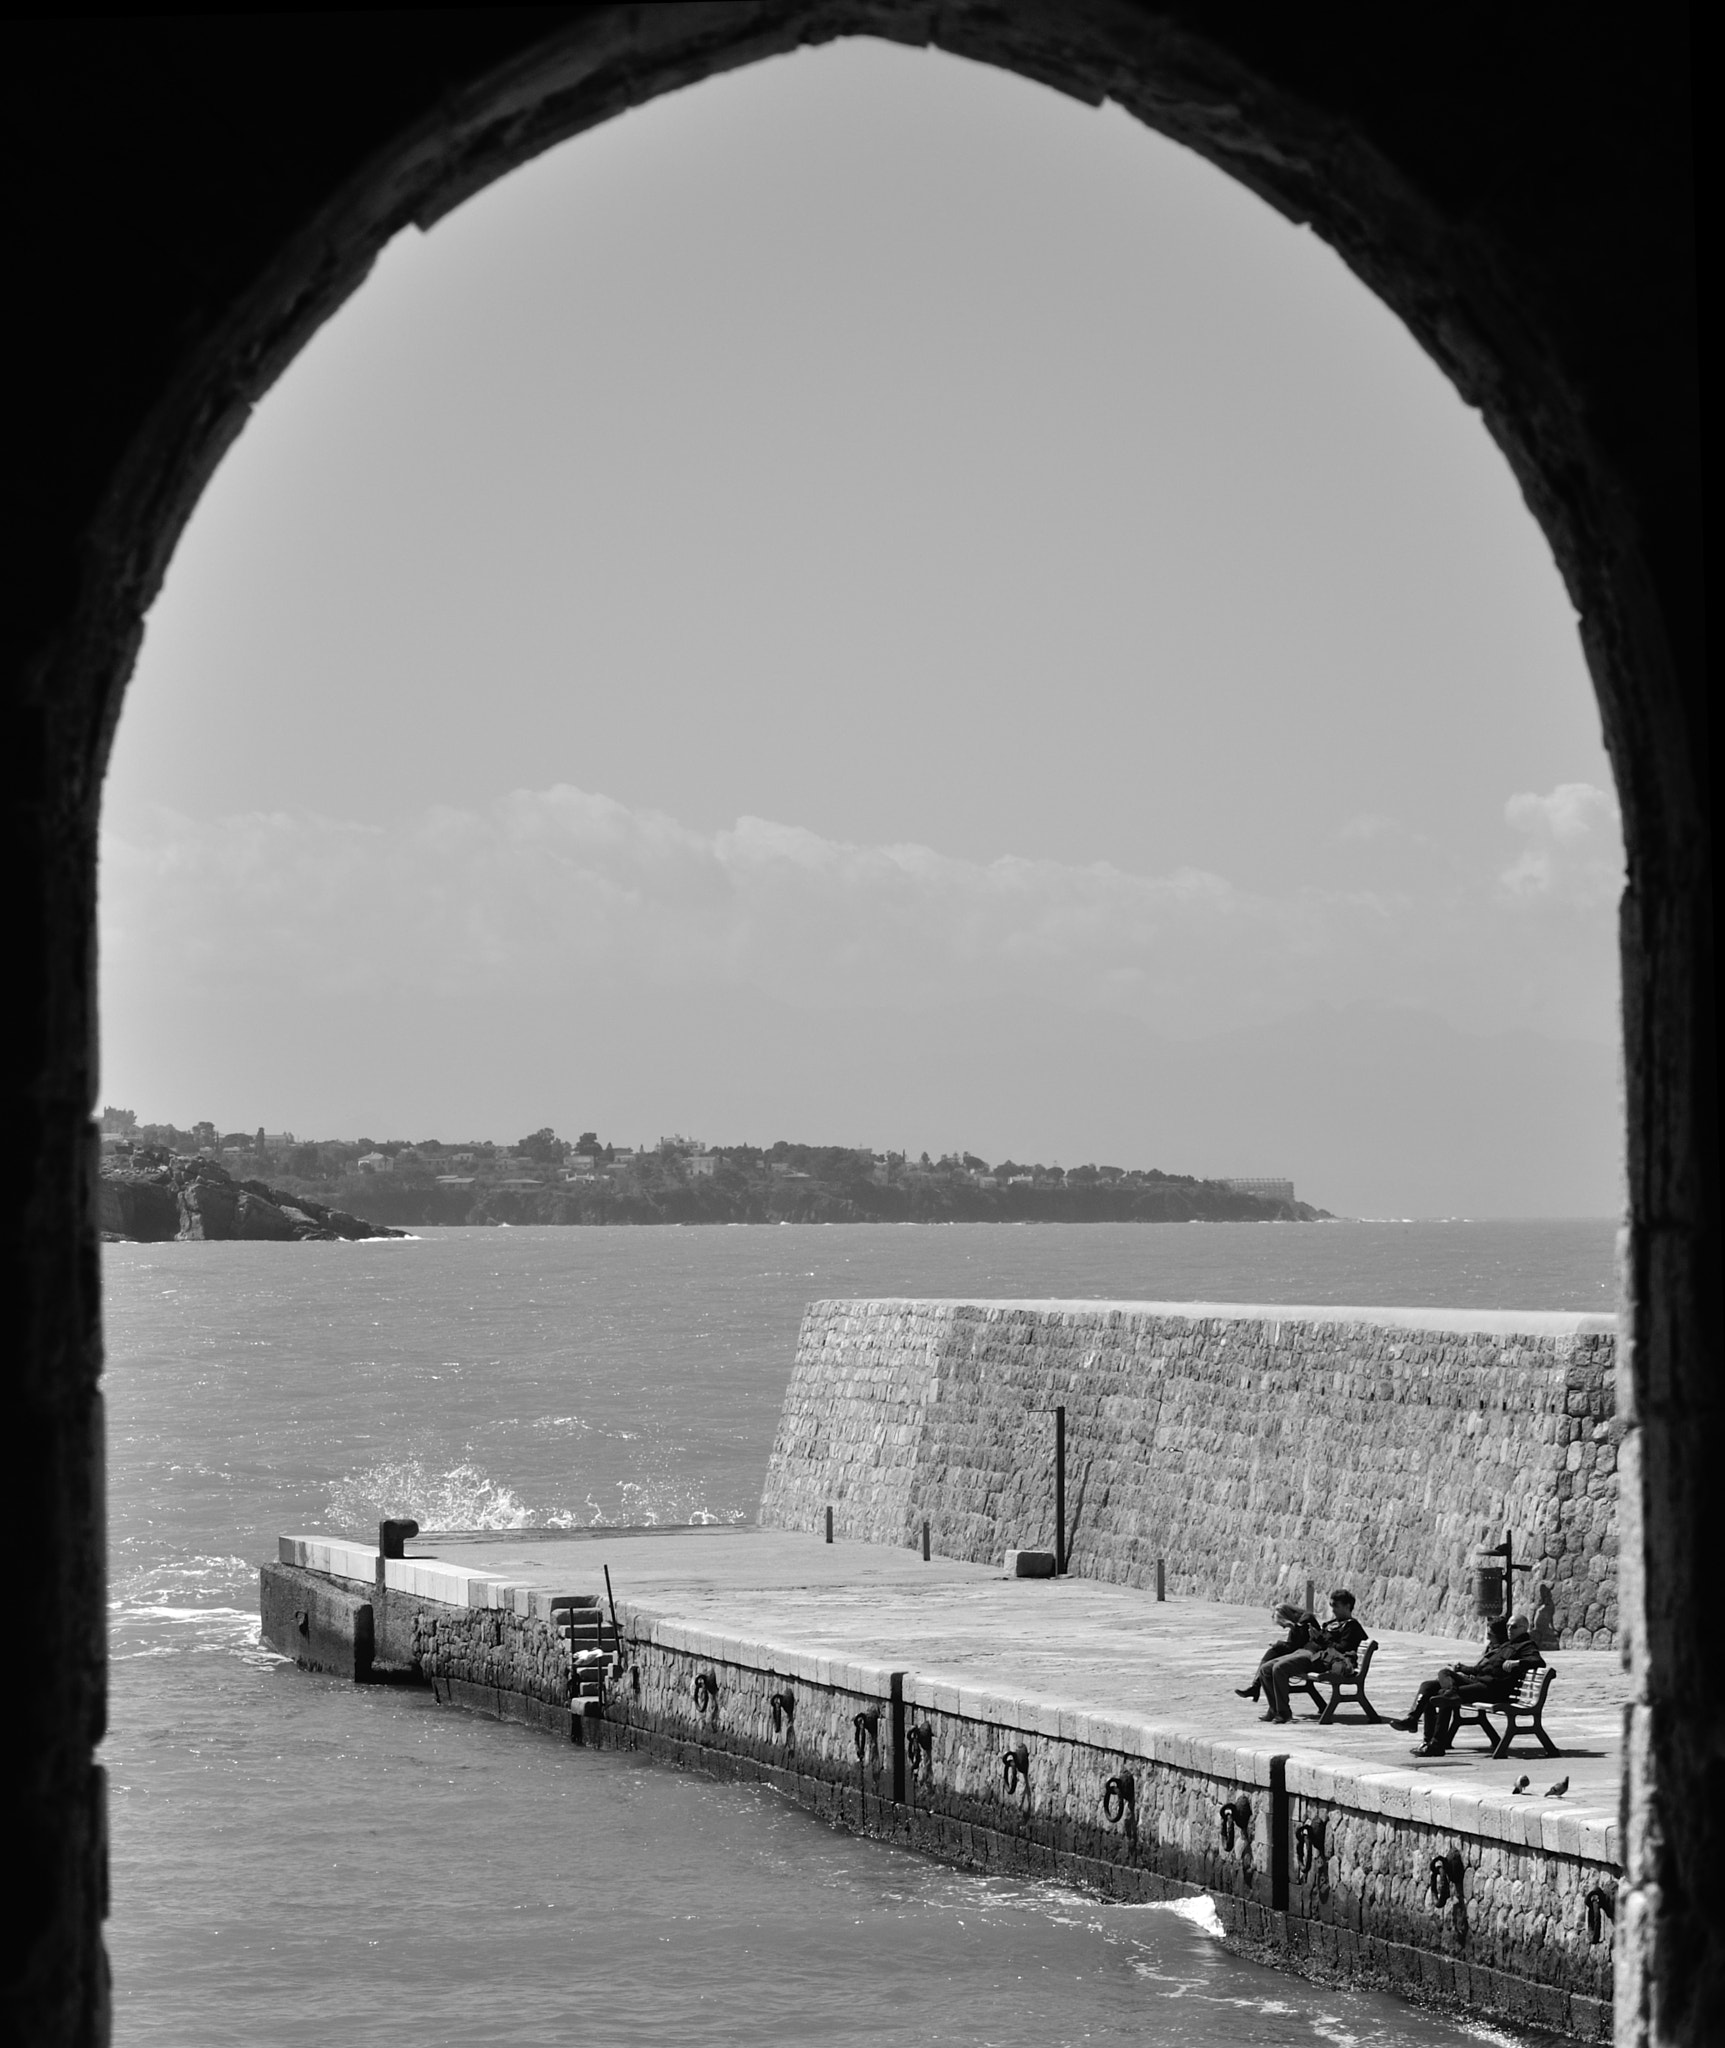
[263,1523,1624,2039]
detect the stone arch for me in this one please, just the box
[9,9,1703,2041]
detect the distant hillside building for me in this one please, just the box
[687,1153,720,1177]
[1223,1176,1296,1204]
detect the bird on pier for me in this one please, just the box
[1511,1776,1530,1794]
[1545,1775,1569,1798]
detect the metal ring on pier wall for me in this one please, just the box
[854,1708,880,1766]
[1429,1848,1466,1908]
[1219,1794,1251,1852]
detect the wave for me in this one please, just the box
[326,1458,534,1532]
[328,1459,752,1536]
[542,1498,748,1530]
[1145,1893,1225,1939]
[107,1596,281,1667]
[1014,1881,1226,1943]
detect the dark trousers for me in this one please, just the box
[1264,1652,1318,1717]
[1243,1639,1296,1699]
[1405,1676,1507,1751]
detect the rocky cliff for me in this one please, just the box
[99,1155,405,1243]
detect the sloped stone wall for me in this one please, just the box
[760,1301,1618,1645]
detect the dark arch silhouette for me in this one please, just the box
[7,10,1703,2041]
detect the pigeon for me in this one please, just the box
[1511,1776,1530,1794]
[1545,1775,1569,1798]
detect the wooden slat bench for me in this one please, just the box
[1464,1663,1560,1758]
[1288,1638,1381,1724]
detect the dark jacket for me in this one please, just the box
[1255,1616,1321,1668]
[1318,1613,1367,1671]
[1451,1634,1544,1697]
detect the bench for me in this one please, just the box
[1462,1663,1560,1758]
[1288,1638,1381,1724]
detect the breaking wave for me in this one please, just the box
[1149,1893,1226,1938]
[107,1557,279,1665]
[326,1458,534,1532]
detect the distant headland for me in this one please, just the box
[99,1149,407,1244]
[98,1112,1328,1236]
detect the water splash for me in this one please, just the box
[327,1458,534,1532]
[1153,1893,1226,1938]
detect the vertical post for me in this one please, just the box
[1055,1404,1066,1576]
[1306,1578,1315,1615]
[890,1671,906,1805]
[922,1518,930,1562]
[1269,1754,1290,1912]
[825,1505,833,1544]
[1156,1557,1165,1602]
[1503,1527,1513,1619]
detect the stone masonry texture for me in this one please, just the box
[257,1555,1620,2040]
[760,1303,1619,1646]
[608,1617,1616,2039]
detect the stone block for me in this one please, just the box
[1003,1549,1058,1578]
[1505,1799,1544,1848]
[1286,1758,1341,1803]
[1537,1808,1583,1857]
[1353,1772,1408,1820]
[260,1561,373,1681]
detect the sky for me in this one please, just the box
[98,38,1623,1216]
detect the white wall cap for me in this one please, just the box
[803,1298,1614,1340]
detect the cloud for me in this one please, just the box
[100,780,1622,1055]
[101,786,1422,1035]
[1335,813,1401,844]
[1499,783,1623,909]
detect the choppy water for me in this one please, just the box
[106,1219,1611,2043]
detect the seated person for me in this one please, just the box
[1389,1611,1544,1755]
[1262,1589,1367,1723]
[1235,1602,1320,1704]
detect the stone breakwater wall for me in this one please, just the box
[759,1302,1619,1645]
[260,1548,1618,2041]
[264,1539,583,1730]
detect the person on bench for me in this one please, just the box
[1389,1611,1544,1755]
[1262,1590,1367,1723]
[1235,1602,1320,1706]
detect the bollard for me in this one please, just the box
[825,1506,833,1544]
[1156,1558,1165,1602]
[922,1518,930,1562]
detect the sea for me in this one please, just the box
[104,1218,1615,2045]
